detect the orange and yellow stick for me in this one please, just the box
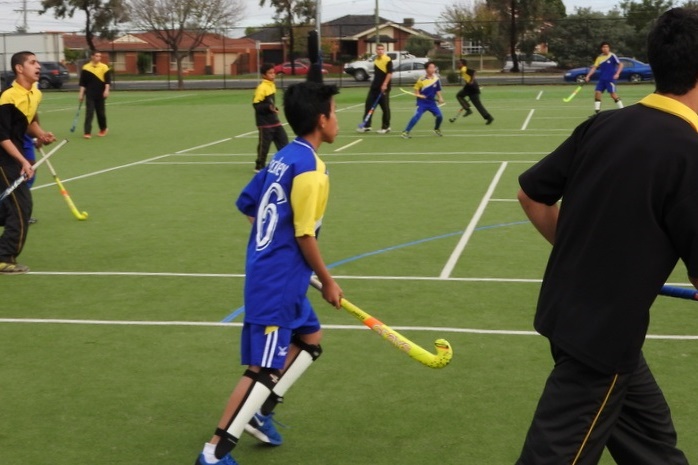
[309,277,453,368]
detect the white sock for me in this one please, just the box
[616,99,624,108]
[203,442,218,463]
[594,101,601,111]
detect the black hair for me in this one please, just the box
[283,82,339,136]
[260,63,274,75]
[10,51,35,76]
[648,7,698,95]
[599,41,610,49]
[460,58,468,66]
[425,61,436,70]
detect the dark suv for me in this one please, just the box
[0,61,70,91]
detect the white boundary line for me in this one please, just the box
[521,109,535,131]
[334,139,363,152]
[440,162,508,279]
[1,318,696,340]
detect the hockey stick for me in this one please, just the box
[309,276,453,368]
[40,147,88,220]
[399,87,445,106]
[69,100,82,133]
[358,92,383,129]
[563,85,583,103]
[659,285,698,301]
[0,139,68,203]
[399,87,422,98]
[448,108,464,122]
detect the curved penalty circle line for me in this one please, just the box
[220,220,531,322]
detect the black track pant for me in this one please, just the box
[456,86,492,121]
[362,88,390,130]
[84,97,107,135]
[515,346,688,465]
[255,125,289,170]
[0,165,32,263]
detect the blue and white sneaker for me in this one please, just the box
[244,412,283,446]
[194,452,239,465]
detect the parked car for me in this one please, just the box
[343,50,415,81]
[0,61,70,90]
[391,58,435,82]
[502,53,558,72]
[272,61,328,76]
[563,57,653,83]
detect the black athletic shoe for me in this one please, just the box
[449,117,456,123]
[486,116,494,125]
[464,109,473,117]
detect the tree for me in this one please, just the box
[619,0,674,60]
[41,0,130,52]
[546,8,634,67]
[405,36,434,57]
[259,0,316,75]
[128,0,245,89]
[486,0,565,71]
[438,0,501,57]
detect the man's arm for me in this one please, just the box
[614,60,624,80]
[517,188,559,245]
[585,65,598,82]
[296,235,342,308]
[0,139,34,179]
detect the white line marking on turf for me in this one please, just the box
[1,318,696,340]
[536,91,543,100]
[440,162,508,279]
[176,138,231,153]
[521,109,535,130]
[31,139,230,190]
[334,139,363,152]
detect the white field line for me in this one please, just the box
[334,139,363,152]
[31,138,231,190]
[1,318,696,340]
[536,90,543,100]
[521,109,535,131]
[41,94,197,114]
[439,162,508,279]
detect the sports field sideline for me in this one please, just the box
[2,83,698,465]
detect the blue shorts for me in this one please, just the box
[595,79,617,94]
[240,304,320,369]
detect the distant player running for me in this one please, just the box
[585,41,624,114]
[401,61,444,139]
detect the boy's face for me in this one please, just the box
[426,64,436,76]
[16,55,40,84]
[376,45,385,57]
[320,98,339,144]
[263,68,276,81]
[91,53,102,65]
[601,44,610,55]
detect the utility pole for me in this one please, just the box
[374,0,380,49]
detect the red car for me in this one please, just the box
[273,61,328,76]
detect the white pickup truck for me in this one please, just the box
[343,50,415,81]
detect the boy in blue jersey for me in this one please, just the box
[585,42,624,114]
[401,61,445,139]
[193,81,343,465]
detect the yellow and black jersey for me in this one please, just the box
[79,61,111,98]
[459,65,476,85]
[252,79,282,128]
[0,102,29,167]
[0,81,42,124]
[371,55,393,90]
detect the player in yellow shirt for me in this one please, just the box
[252,63,288,172]
[79,51,111,138]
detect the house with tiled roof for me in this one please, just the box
[63,30,258,76]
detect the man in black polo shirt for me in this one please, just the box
[356,44,392,134]
[515,8,698,465]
